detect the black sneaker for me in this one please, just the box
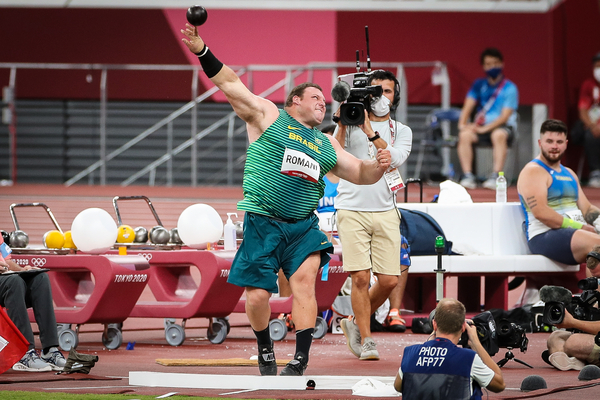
[280,353,307,376]
[257,342,277,376]
[541,350,552,367]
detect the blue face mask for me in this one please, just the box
[485,67,503,79]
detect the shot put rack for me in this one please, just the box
[111,196,236,346]
[8,202,150,351]
[9,202,63,248]
[112,195,182,250]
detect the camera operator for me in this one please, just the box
[545,246,600,371]
[394,298,505,398]
[335,70,413,360]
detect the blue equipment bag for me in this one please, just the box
[398,208,453,255]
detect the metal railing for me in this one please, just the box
[0,61,450,187]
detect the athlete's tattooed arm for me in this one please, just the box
[526,195,538,210]
[584,206,600,226]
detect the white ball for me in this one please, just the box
[71,208,118,254]
[177,204,223,249]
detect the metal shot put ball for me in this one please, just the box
[186,5,208,26]
[10,230,29,248]
[235,220,244,239]
[150,225,170,245]
[170,228,183,244]
[134,226,148,243]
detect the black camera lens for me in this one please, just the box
[549,306,562,320]
[497,320,512,336]
[578,277,600,291]
[346,106,361,120]
[340,102,365,125]
[543,302,565,325]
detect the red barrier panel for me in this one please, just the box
[11,252,149,350]
[126,250,243,319]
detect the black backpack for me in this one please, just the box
[398,208,453,255]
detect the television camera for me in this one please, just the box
[331,26,384,126]
[457,311,530,368]
[541,280,600,327]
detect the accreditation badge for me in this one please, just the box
[0,243,11,259]
[280,147,321,183]
[384,167,404,193]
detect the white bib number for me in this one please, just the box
[281,148,320,183]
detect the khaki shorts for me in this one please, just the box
[587,344,600,367]
[336,209,401,275]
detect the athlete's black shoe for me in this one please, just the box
[280,353,308,376]
[541,350,552,367]
[258,342,277,376]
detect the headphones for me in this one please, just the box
[587,251,600,263]
[368,70,401,112]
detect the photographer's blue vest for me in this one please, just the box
[401,338,483,400]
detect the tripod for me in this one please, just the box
[497,347,533,368]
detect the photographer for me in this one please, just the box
[546,246,600,371]
[394,298,505,398]
[335,70,413,360]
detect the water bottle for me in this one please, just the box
[495,171,507,203]
[223,212,238,251]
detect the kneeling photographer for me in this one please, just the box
[394,298,505,398]
[544,246,600,371]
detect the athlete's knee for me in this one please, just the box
[245,288,271,309]
[290,267,317,289]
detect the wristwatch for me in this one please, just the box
[368,132,380,142]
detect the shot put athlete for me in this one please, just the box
[181,23,391,376]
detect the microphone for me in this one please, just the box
[539,285,573,304]
[331,81,351,102]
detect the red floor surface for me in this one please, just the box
[1,183,600,399]
[1,325,600,399]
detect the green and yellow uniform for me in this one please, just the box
[228,110,338,292]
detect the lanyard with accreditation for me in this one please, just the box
[367,119,405,193]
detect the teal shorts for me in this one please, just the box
[228,212,333,293]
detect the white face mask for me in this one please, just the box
[594,67,600,83]
[370,96,391,117]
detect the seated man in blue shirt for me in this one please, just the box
[394,298,505,399]
[458,47,519,190]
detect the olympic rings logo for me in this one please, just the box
[139,253,153,261]
[31,258,47,267]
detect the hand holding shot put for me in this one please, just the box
[179,16,390,376]
[181,24,205,54]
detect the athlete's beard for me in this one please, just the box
[540,147,564,166]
